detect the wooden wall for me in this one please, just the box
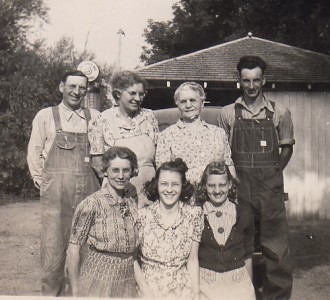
[264,91,330,220]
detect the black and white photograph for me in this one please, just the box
[1,0,330,299]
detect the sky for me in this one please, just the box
[38,0,177,69]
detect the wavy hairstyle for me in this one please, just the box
[173,81,206,103]
[144,158,194,203]
[195,161,238,206]
[110,70,147,101]
[101,146,138,178]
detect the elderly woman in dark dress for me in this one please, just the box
[66,146,139,298]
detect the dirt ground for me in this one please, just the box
[0,201,330,299]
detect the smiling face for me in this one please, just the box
[175,88,204,121]
[158,170,182,209]
[118,83,145,116]
[106,157,132,191]
[206,174,232,207]
[59,75,88,110]
[239,67,266,101]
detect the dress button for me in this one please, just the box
[215,211,222,217]
[218,227,224,234]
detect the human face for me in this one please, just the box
[59,75,88,110]
[106,157,132,191]
[175,88,204,121]
[118,83,145,116]
[239,67,266,101]
[206,174,232,207]
[158,170,182,209]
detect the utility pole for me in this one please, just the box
[117,29,125,69]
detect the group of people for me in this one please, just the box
[27,55,295,299]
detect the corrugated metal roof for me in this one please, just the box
[137,35,330,83]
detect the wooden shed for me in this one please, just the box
[138,34,330,220]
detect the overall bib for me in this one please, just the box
[231,103,292,300]
[40,106,100,296]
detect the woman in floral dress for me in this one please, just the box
[66,146,139,298]
[155,82,237,185]
[134,158,204,299]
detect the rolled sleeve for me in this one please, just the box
[277,107,295,146]
[217,106,234,140]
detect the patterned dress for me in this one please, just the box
[137,201,204,298]
[69,182,139,298]
[155,118,233,184]
[88,106,159,198]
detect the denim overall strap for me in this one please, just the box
[52,106,62,132]
[40,106,99,296]
[231,102,280,168]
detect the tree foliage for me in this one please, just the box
[0,0,48,51]
[141,0,330,64]
[0,1,114,196]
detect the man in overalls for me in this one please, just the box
[27,70,100,296]
[218,56,294,299]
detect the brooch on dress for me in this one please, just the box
[119,202,131,217]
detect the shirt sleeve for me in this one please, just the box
[69,196,96,245]
[27,111,48,186]
[276,106,295,146]
[155,130,172,168]
[192,207,204,242]
[88,114,106,155]
[217,107,232,140]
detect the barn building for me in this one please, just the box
[138,33,330,219]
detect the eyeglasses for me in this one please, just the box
[125,90,148,98]
[67,84,87,93]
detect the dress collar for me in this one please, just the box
[101,181,130,206]
[151,200,185,230]
[176,117,210,129]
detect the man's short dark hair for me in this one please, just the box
[61,70,88,83]
[237,56,267,75]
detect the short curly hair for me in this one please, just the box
[195,161,238,206]
[101,146,138,178]
[110,70,147,101]
[144,158,194,203]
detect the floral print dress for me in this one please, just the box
[137,201,204,298]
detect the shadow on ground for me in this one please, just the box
[289,220,330,270]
